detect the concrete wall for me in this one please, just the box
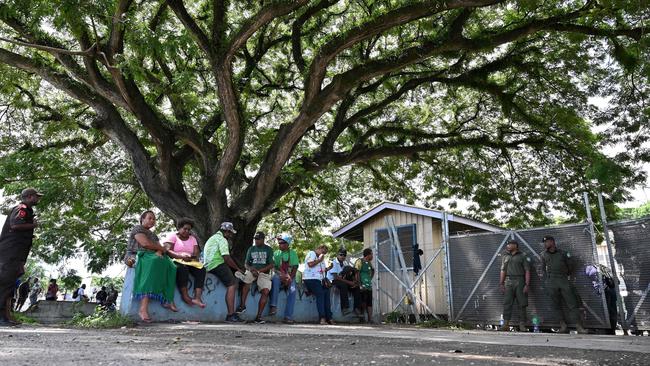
[22,300,97,324]
[120,267,362,323]
[361,209,447,315]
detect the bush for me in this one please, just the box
[68,307,134,329]
[11,311,38,324]
[384,311,407,324]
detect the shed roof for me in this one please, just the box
[332,201,502,242]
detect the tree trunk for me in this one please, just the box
[228,215,263,267]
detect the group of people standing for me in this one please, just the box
[499,235,614,334]
[126,210,376,324]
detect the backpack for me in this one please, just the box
[72,288,79,299]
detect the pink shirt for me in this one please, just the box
[164,233,198,255]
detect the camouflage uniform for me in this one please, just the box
[501,251,531,325]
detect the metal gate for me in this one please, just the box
[608,217,650,330]
[448,223,611,328]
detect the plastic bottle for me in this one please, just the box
[499,314,504,328]
[532,315,540,333]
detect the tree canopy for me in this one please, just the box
[0,0,647,272]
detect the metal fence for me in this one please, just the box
[608,217,650,330]
[448,223,611,328]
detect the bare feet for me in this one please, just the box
[162,303,179,312]
[191,298,206,308]
[138,311,151,323]
[182,296,194,306]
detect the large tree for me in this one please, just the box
[0,0,647,270]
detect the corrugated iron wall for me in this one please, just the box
[448,223,611,328]
[608,217,650,330]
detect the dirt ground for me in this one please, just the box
[1,322,649,365]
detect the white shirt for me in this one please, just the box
[75,287,85,302]
[326,258,350,281]
[303,251,326,280]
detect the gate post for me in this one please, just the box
[442,212,453,320]
[583,192,612,328]
[597,192,629,333]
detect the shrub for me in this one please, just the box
[68,307,134,328]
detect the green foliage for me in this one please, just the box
[68,307,134,329]
[384,311,407,324]
[616,201,650,220]
[58,269,82,292]
[0,0,647,272]
[23,258,46,281]
[10,311,38,324]
[90,275,124,290]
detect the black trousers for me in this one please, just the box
[0,262,20,319]
[175,262,207,290]
[333,279,361,310]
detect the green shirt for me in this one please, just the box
[355,258,374,290]
[245,244,274,270]
[541,248,573,276]
[273,249,299,272]
[202,232,230,271]
[500,251,531,276]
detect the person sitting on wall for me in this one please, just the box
[202,222,246,323]
[45,279,58,301]
[236,231,275,324]
[327,248,361,316]
[126,210,179,323]
[163,218,206,308]
[303,244,334,325]
[268,233,299,324]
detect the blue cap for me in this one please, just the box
[277,233,293,245]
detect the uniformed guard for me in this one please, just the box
[540,235,586,334]
[0,188,42,326]
[499,239,531,331]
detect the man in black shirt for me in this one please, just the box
[0,188,42,326]
[96,286,108,306]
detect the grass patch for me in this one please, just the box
[11,311,39,324]
[384,311,407,324]
[68,307,134,329]
[418,318,474,330]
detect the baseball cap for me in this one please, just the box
[220,222,237,233]
[542,235,555,242]
[253,231,265,239]
[277,233,293,245]
[21,188,44,198]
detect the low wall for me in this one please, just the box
[120,268,362,323]
[22,300,98,324]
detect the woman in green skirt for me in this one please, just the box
[126,210,178,322]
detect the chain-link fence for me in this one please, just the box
[448,223,611,329]
[608,217,650,330]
